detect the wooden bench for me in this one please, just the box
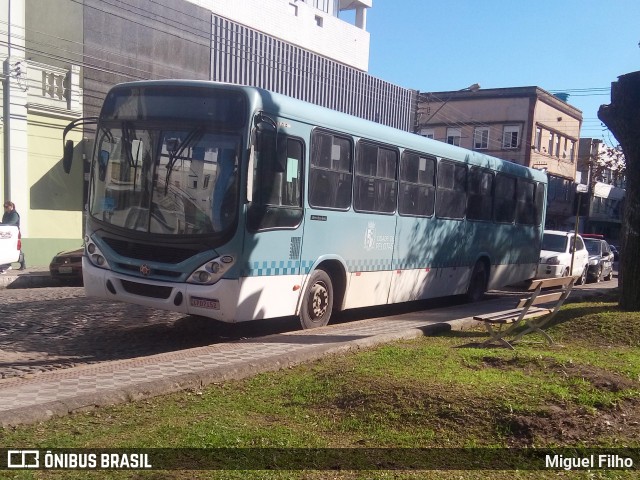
[474,276,578,349]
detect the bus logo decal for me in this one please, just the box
[139,264,151,276]
[364,222,376,251]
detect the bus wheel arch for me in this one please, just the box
[466,257,490,303]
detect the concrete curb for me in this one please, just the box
[0,318,475,427]
[0,270,66,289]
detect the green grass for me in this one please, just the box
[1,296,639,479]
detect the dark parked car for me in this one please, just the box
[49,247,84,284]
[609,244,620,261]
[583,238,614,283]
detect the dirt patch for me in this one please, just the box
[481,356,638,393]
[500,399,640,447]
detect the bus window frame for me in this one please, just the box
[398,149,436,218]
[247,132,306,232]
[308,127,354,211]
[466,166,495,223]
[353,139,399,215]
[435,158,467,220]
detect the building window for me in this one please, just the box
[446,127,461,146]
[534,127,542,151]
[548,132,554,155]
[473,127,489,150]
[568,140,575,162]
[502,125,520,149]
[419,128,434,139]
[555,135,560,157]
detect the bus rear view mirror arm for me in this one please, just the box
[62,117,99,174]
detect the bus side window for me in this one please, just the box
[467,167,493,222]
[515,178,535,225]
[494,173,517,223]
[534,181,546,225]
[354,142,398,214]
[399,151,435,217]
[248,134,304,231]
[436,160,467,219]
[309,130,353,210]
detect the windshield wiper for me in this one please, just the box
[164,127,202,194]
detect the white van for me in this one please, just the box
[0,225,21,266]
[536,230,589,285]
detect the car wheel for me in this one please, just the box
[576,266,587,285]
[595,265,602,283]
[604,268,613,281]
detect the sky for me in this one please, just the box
[356,0,640,147]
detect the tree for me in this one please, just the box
[598,71,640,310]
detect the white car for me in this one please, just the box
[0,225,21,266]
[536,230,589,285]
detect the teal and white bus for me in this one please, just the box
[63,80,547,329]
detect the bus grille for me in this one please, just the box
[121,280,173,299]
[103,238,201,264]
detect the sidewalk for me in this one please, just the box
[0,267,60,289]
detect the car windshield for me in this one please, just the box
[541,233,568,253]
[584,239,602,255]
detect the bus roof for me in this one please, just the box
[107,79,548,183]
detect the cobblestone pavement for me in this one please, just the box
[0,276,618,381]
[0,287,303,380]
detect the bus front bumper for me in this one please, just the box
[82,259,240,322]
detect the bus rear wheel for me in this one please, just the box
[300,269,333,329]
[466,261,488,303]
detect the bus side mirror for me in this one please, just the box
[63,140,74,174]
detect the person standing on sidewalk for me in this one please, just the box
[1,201,26,273]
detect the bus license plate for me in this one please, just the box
[190,296,220,310]
[58,266,73,274]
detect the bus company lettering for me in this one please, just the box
[364,222,394,251]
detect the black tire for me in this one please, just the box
[576,266,587,285]
[466,261,488,303]
[595,265,602,283]
[299,269,333,329]
[563,268,570,277]
[604,269,613,281]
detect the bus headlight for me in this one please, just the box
[85,238,111,270]
[188,255,235,285]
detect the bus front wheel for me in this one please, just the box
[299,269,333,329]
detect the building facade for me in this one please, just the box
[416,86,583,230]
[2,0,418,266]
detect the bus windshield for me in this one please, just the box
[90,124,240,236]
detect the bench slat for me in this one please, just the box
[474,306,552,324]
[517,291,564,309]
[527,276,577,291]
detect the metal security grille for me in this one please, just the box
[211,15,417,132]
